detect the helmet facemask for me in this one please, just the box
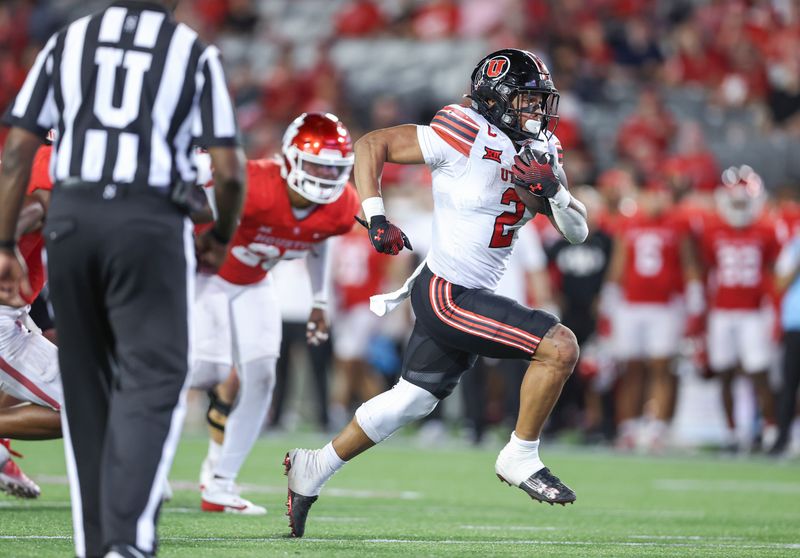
[501,88,560,141]
[284,146,354,205]
[715,166,765,228]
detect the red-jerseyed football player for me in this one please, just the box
[190,113,360,514]
[602,183,702,452]
[0,143,61,499]
[697,166,781,451]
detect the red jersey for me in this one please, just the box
[17,145,53,304]
[618,211,688,303]
[699,214,780,310]
[218,159,360,285]
[332,227,387,310]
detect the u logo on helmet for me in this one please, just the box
[484,56,510,79]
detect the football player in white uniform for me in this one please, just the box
[284,49,588,537]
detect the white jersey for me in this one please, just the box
[416,103,563,290]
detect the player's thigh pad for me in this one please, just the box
[230,277,281,364]
[332,304,378,360]
[707,310,740,372]
[737,310,773,373]
[192,274,233,365]
[0,312,62,410]
[355,378,439,443]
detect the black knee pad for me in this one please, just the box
[206,388,232,434]
[401,324,478,399]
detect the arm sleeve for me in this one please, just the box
[1,34,58,136]
[192,46,240,147]
[307,239,332,304]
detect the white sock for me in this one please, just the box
[207,439,222,463]
[509,432,540,452]
[320,442,346,472]
[214,357,276,479]
[497,432,545,484]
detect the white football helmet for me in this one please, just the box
[715,165,765,228]
[281,112,354,204]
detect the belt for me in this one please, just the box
[57,178,168,193]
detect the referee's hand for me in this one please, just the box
[194,230,229,273]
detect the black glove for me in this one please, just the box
[511,147,560,198]
[355,215,412,255]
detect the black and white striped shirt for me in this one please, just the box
[2,0,238,190]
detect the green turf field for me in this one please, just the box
[1,434,798,557]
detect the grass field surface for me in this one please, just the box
[1,434,798,557]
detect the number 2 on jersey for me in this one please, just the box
[489,188,526,248]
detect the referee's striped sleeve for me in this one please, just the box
[192,45,239,147]
[1,33,58,136]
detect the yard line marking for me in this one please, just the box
[459,525,558,532]
[33,476,422,500]
[654,479,800,494]
[1,535,799,550]
[629,535,745,541]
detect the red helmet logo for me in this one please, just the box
[484,56,510,79]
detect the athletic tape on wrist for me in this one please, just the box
[362,197,386,222]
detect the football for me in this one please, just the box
[514,183,552,216]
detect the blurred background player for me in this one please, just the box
[771,226,800,456]
[602,182,702,452]
[328,224,388,429]
[190,112,359,514]
[546,186,615,442]
[696,166,781,451]
[284,48,589,538]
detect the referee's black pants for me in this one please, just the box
[44,185,194,557]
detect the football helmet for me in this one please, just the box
[715,165,765,227]
[468,48,559,143]
[281,112,354,204]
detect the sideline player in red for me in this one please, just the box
[190,113,360,514]
[697,166,780,451]
[602,182,702,452]
[284,48,589,537]
[0,143,60,498]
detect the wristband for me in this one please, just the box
[362,197,385,222]
[0,238,15,251]
[311,300,328,311]
[551,187,571,209]
[209,227,231,245]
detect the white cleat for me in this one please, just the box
[201,477,266,515]
[0,440,40,499]
[495,448,575,506]
[494,446,545,488]
[285,448,328,498]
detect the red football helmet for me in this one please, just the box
[715,165,765,227]
[281,112,354,204]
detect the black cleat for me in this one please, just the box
[497,467,576,506]
[284,453,318,538]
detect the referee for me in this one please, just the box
[0,2,245,557]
